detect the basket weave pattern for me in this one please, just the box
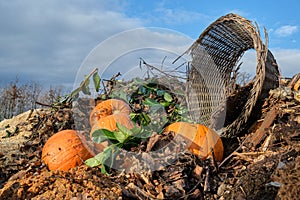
[186,13,279,137]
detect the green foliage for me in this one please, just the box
[93,73,101,92]
[81,76,91,95]
[130,112,151,126]
[85,123,142,174]
[163,92,173,102]
[57,68,101,106]
[91,129,118,144]
[85,77,193,174]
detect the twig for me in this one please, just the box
[78,68,98,90]
[101,72,122,97]
[25,109,34,121]
[210,146,219,173]
[203,167,210,192]
[127,183,158,200]
[161,56,167,69]
[261,130,273,152]
[104,72,122,96]
[219,106,277,168]
[140,58,187,80]
[232,152,253,162]
[35,101,52,107]
[101,80,107,95]
[232,151,274,156]
[239,186,246,197]
[219,136,250,168]
[173,61,188,71]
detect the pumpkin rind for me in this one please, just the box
[89,99,131,127]
[42,130,95,171]
[163,122,224,161]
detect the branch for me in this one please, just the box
[140,58,187,80]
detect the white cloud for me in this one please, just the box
[0,0,142,88]
[0,0,197,91]
[75,27,193,92]
[272,49,300,77]
[226,9,249,17]
[274,25,298,37]
[237,48,300,78]
[153,7,209,25]
[1,0,299,91]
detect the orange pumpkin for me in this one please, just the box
[163,122,224,161]
[89,99,131,127]
[90,113,135,152]
[42,130,95,171]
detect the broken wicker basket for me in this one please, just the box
[185,13,280,138]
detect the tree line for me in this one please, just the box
[0,79,66,121]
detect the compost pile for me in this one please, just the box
[0,73,299,200]
[0,12,300,200]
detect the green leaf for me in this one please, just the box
[94,146,113,162]
[130,113,138,119]
[160,101,170,107]
[177,107,187,115]
[93,72,101,92]
[102,147,113,163]
[109,90,129,103]
[100,146,116,174]
[150,104,164,113]
[91,129,117,143]
[156,90,165,96]
[81,78,91,95]
[130,112,151,126]
[163,92,173,102]
[140,112,151,125]
[116,122,132,137]
[69,87,81,100]
[131,126,142,135]
[114,130,127,143]
[144,98,160,106]
[85,157,101,167]
[101,165,108,174]
[138,86,147,94]
[108,147,119,168]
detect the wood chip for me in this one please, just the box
[193,165,203,179]
[288,73,300,91]
[250,107,278,148]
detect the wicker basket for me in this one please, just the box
[185,13,280,137]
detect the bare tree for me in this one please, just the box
[0,79,65,121]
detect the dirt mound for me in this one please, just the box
[0,76,299,199]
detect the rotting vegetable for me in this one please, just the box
[163,122,224,161]
[42,129,95,171]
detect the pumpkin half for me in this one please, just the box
[89,99,131,127]
[163,122,224,161]
[42,130,95,171]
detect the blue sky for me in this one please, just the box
[125,0,300,48]
[0,0,299,89]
